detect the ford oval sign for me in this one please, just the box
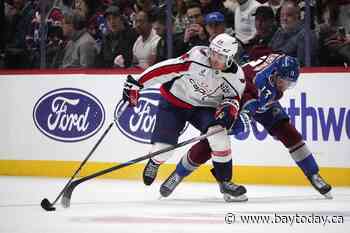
[33,88,105,142]
[115,88,188,144]
[115,89,159,144]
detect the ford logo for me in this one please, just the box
[115,89,159,144]
[33,88,105,142]
[115,88,189,144]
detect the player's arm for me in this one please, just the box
[122,57,191,106]
[243,68,279,115]
[227,69,277,135]
[211,68,245,130]
[137,58,191,88]
[136,46,209,88]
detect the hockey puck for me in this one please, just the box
[41,198,56,211]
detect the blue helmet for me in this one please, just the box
[276,55,300,83]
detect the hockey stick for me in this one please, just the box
[41,101,129,211]
[61,127,225,208]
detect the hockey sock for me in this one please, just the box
[271,120,302,147]
[174,139,213,177]
[289,142,319,176]
[188,139,212,164]
[151,142,175,164]
[175,152,199,177]
[296,154,319,176]
[212,160,233,182]
[175,160,193,177]
[271,121,319,176]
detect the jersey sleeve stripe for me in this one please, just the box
[138,62,191,85]
[160,85,193,109]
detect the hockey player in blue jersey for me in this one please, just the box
[160,53,333,200]
[123,33,248,201]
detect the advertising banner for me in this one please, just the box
[0,70,349,185]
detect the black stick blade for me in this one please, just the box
[41,198,56,211]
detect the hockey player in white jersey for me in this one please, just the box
[122,33,248,201]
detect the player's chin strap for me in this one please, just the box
[60,127,225,209]
[222,61,238,73]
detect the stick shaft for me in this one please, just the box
[50,121,114,205]
[48,101,129,207]
[69,127,224,185]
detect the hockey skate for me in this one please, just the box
[307,173,332,199]
[219,181,248,202]
[210,168,248,202]
[143,159,160,185]
[160,171,184,197]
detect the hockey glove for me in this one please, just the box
[243,86,277,115]
[212,98,239,130]
[123,75,143,106]
[229,111,251,135]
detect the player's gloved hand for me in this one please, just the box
[256,87,277,113]
[123,75,143,106]
[244,85,277,115]
[228,111,251,135]
[242,99,258,116]
[212,98,239,130]
[259,85,276,107]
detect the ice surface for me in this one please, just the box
[0,176,349,233]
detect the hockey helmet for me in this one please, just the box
[277,56,300,82]
[209,33,238,68]
[275,55,300,89]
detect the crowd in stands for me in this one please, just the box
[1,0,349,69]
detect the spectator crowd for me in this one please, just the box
[1,0,349,69]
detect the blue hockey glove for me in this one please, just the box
[259,85,276,106]
[243,85,277,115]
[229,111,251,135]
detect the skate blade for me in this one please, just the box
[323,191,333,200]
[223,193,248,202]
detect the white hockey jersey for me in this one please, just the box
[137,46,246,109]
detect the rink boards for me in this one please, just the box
[0,68,349,186]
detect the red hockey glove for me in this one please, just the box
[122,75,143,106]
[212,98,240,130]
